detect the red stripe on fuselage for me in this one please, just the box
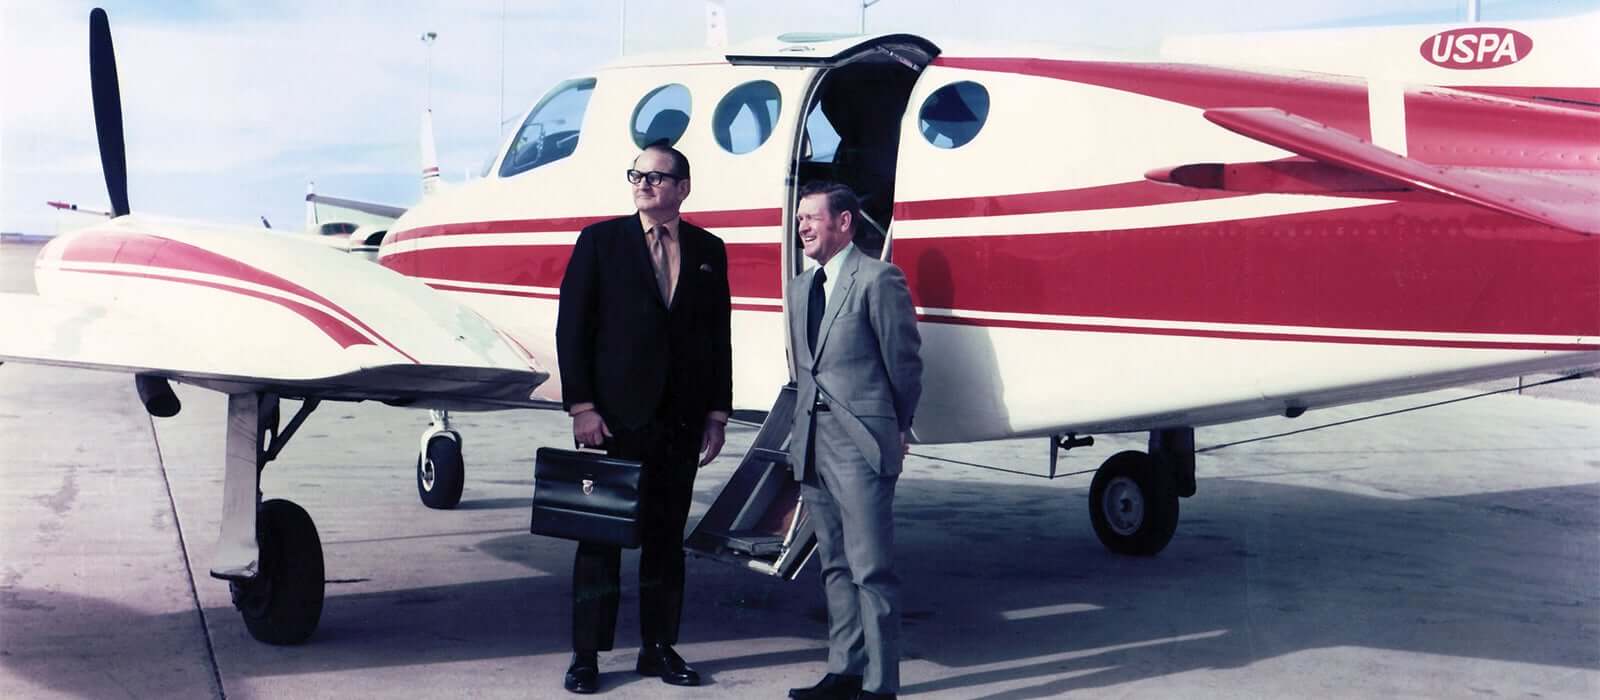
[389,241,784,301]
[916,314,1594,351]
[60,232,419,362]
[895,201,1599,337]
[933,56,1372,137]
[894,180,1242,220]
[1447,85,1600,108]
[1404,88,1600,168]
[382,200,1599,340]
[387,207,783,245]
[938,56,1600,172]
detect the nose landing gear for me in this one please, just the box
[416,409,464,509]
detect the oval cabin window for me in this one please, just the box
[918,81,989,149]
[631,84,692,148]
[713,80,782,155]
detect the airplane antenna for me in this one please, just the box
[618,0,627,56]
[498,0,506,139]
[420,31,437,112]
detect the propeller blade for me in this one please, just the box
[89,8,129,217]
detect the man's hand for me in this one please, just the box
[699,418,726,466]
[573,410,611,448]
[900,431,911,457]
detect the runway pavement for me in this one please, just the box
[2,239,1597,698]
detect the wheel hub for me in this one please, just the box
[1102,475,1145,536]
[421,458,436,491]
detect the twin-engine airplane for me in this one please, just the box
[2,8,1596,646]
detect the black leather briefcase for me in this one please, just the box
[530,447,643,549]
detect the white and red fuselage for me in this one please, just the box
[29,24,1599,444]
[377,29,1600,443]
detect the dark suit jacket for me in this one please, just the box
[556,213,733,431]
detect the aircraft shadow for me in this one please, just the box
[5,476,1594,697]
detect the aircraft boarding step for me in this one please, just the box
[685,385,817,579]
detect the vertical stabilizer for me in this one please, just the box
[304,180,317,230]
[421,110,441,197]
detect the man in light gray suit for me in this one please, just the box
[786,181,922,700]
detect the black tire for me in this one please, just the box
[229,499,324,645]
[1089,451,1179,556]
[417,434,464,509]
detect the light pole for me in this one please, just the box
[420,31,438,111]
[860,0,882,34]
[619,0,627,56]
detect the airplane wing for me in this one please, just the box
[1150,107,1600,235]
[0,292,547,410]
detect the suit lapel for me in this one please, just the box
[812,250,858,360]
[623,214,666,308]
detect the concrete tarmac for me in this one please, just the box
[2,239,1597,698]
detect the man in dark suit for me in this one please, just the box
[555,143,732,694]
[786,182,922,700]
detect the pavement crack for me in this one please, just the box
[149,412,229,700]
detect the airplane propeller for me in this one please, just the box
[89,8,130,217]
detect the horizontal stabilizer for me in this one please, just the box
[1180,107,1600,235]
[304,194,406,220]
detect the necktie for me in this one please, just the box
[647,225,673,304]
[807,268,827,354]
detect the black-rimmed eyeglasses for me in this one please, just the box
[626,169,683,186]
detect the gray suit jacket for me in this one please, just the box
[788,248,923,478]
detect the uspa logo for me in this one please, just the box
[1420,28,1532,69]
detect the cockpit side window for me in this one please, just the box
[500,78,597,177]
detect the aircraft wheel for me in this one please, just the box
[230,499,324,645]
[417,434,464,509]
[1089,451,1179,556]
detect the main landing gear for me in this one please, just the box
[416,409,464,509]
[211,392,325,645]
[1086,428,1196,556]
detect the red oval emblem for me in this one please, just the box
[1420,28,1532,69]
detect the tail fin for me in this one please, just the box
[304,181,318,231]
[421,109,442,197]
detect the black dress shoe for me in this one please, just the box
[563,652,599,694]
[789,673,864,700]
[854,691,896,700]
[635,643,701,686]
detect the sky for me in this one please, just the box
[3,0,1597,236]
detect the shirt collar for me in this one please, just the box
[821,242,855,281]
[639,212,680,239]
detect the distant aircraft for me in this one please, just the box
[46,200,113,218]
[1,8,1594,646]
[302,111,446,259]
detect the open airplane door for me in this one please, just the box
[686,34,938,578]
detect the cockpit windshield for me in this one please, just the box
[500,78,597,178]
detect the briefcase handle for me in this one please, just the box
[573,438,608,453]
